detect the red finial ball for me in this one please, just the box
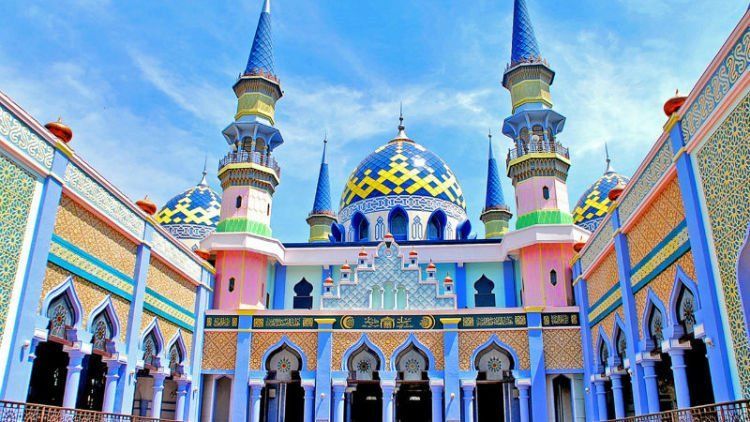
[573,241,586,253]
[341,261,351,270]
[608,180,627,201]
[663,90,687,117]
[136,196,157,216]
[195,249,211,260]
[444,274,453,284]
[45,118,73,144]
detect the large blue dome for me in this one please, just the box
[340,140,466,211]
[572,170,629,232]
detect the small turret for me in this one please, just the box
[480,131,512,238]
[307,137,337,242]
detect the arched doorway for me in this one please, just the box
[645,304,676,411]
[474,343,516,422]
[395,345,432,422]
[213,376,232,422]
[263,346,304,422]
[346,344,383,422]
[27,291,78,406]
[133,328,163,416]
[597,338,615,419]
[673,284,714,406]
[612,326,635,416]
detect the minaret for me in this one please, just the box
[207,0,283,310]
[480,131,512,238]
[502,0,575,309]
[503,0,571,229]
[307,137,337,242]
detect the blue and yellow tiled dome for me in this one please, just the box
[340,139,466,210]
[572,167,629,232]
[156,172,222,245]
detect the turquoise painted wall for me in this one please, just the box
[465,262,504,307]
[284,265,322,309]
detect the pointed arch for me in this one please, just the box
[166,330,188,376]
[668,266,701,339]
[41,276,84,335]
[293,278,313,309]
[470,334,520,381]
[140,317,165,368]
[474,275,496,307]
[260,335,309,374]
[595,326,612,373]
[341,335,388,371]
[611,315,627,368]
[456,219,472,240]
[351,212,369,242]
[330,222,345,243]
[390,333,436,372]
[426,210,447,241]
[88,296,120,353]
[641,288,668,352]
[388,206,409,241]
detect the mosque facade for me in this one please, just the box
[0,0,749,421]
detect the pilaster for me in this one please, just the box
[315,318,335,421]
[460,379,476,422]
[667,120,735,401]
[429,379,444,422]
[572,260,597,422]
[455,263,466,308]
[527,311,548,421]
[115,224,153,414]
[441,317,461,421]
[229,315,253,421]
[272,262,286,309]
[186,270,212,422]
[503,259,517,307]
[0,149,67,401]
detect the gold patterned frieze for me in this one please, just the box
[146,258,196,313]
[544,329,583,370]
[586,250,619,309]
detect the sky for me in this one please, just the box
[1,0,747,242]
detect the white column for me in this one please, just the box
[150,372,167,418]
[332,380,347,422]
[249,380,264,422]
[381,379,396,422]
[174,379,190,421]
[62,347,88,409]
[101,359,122,413]
[201,375,217,421]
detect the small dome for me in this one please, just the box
[45,118,73,143]
[156,173,221,245]
[572,170,630,232]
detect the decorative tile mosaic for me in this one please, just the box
[458,330,530,370]
[150,230,202,282]
[339,195,468,226]
[322,240,455,310]
[202,331,237,371]
[682,28,750,144]
[415,331,444,370]
[626,178,685,267]
[146,258,196,315]
[63,164,145,238]
[249,331,318,371]
[0,153,37,345]
[543,329,583,369]
[619,139,674,224]
[586,250,618,310]
[580,221,613,272]
[696,92,750,396]
[0,104,54,169]
[54,196,137,276]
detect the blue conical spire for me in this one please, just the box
[244,0,275,76]
[484,131,507,209]
[511,0,541,64]
[311,137,333,214]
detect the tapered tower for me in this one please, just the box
[206,0,283,310]
[480,131,512,238]
[307,137,337,242]
[503,0,575,308]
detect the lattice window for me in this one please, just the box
[388,208,408,241]
[47,295,74,340]
[475,344,514,381]
[396,345,428,381]
[348,345,380,381]
[648,307,664,348]
[677,288,696,336]
[91,311,113,352]
[598,340,609,374]
[169,342,184,375]
[267,347,301,382]
[143,332,160,367]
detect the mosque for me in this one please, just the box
[0,0,749,421]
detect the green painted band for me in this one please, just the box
[216,218,272,237]
[515,210,573,230]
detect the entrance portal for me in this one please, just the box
[27,341,68,406]
[346,344,383,422]
[394,344,432,422]
[263,346,304,422]
[474,343,516,422]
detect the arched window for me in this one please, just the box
[293,278,313,309]
[266,346,302,382]
[91,311,114,353]
[648,307,665,351]
[235,196,242,209]
[427,211,446,241]
[614,327,626,368]
[549,270,558,286]
[168,342,184,375]
[677,287,697,337]
[598,339,609,375]
[396,285,407,309]
[47,294,75,340]
[388,208,408,241]
[474,275,496,307]
[475,344,514,381]
[371,285,383,309]
[143,331,160,368]
[228,277,235,292]
[352,213,369,242]
[542,186,550,200]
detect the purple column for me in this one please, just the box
[62,348,87,409]
[640,360,661,413]
[101,359,122,413]
[174,379,190,421]
[517,383,530,422]
[668,348,691,409]
[249,380,264,422]
[594,380,608,421]
[149,372,167,418]
[610,373,625,419]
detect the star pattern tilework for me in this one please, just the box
[340,141,465,210]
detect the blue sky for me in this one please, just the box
[1,0,747,242]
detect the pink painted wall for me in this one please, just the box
[514,177,570,216]
[220,186,248,220]
[213,250,268,310]
[520,243,574,307]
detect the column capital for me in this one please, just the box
[301,378,315,390]
[459,379,476,390]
